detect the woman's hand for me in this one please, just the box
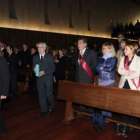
[130,71,135,75]
[39,71,45,77]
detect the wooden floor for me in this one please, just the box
[1,90,140,140]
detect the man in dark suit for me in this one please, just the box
[114,33,125,53]
[33,42,55,116]
[75,37,97,84]
[19,43,30,68]
[27,47,38,89]
[27,47,38,68]
[75,37,97,111]
[13,46,21,67]
[6,46,18,94]
[67,46,77,81]
[0,57,10,136]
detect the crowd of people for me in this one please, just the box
[1,34,140,135]
[112,20,140,38]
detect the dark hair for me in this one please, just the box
[31,46,37,51]
[118,33,125,38]
[121,39,128,44]
[14,46,18,48]
[7,45,13,51]
[22,43,28,46]
[78,37,87,44]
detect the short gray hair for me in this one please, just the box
[36,42,47,48]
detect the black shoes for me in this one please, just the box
[47,108,55,115]
[38,111,48,117]
[38,108,55,116]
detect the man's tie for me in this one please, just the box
[80,51,83,57]
[41,55,43,62]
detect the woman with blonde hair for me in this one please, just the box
[96,42,117,117]
[96,42,117,87]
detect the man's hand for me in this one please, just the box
[55,60,59,63]
[0,95,7,99]
[19,61,21,66]
[27,64,30,68]
[34,67,36,72]
[39,71,45,77]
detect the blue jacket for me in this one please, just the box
[96,57,117,80]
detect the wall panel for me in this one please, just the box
[0,0,140,38]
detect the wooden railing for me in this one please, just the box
[57,81,140,129]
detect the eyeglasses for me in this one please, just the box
[77,43,85,45]
[37,47,45,49]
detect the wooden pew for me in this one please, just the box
[57,81,140,129]
[17,69,32,92]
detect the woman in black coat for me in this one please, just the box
[55,50,66,80]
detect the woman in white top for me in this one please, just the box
[118,42,140,90]
[118,42,140,124]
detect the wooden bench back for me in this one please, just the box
[17,68,32,92]
[17,68,32,76]
[57,81,140,118]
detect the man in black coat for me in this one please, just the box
[13,46,21,67]
[27,47,38,68]
[27,47,38,89]
[0,57,10,135]
[19,43,30,68]
[67,46,77,81]
[114,33,125,53]
[75,37,97,84]
[74,37,97,112]
[33,42,55,117]
[6,46,18,94]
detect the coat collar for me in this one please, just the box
[83,48,89,58]
[128,54,138,70]
[38,53,48,64]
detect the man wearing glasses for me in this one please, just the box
[33,42,55,116]
[75,37,97,112]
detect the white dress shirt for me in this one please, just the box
[39,53,45,60]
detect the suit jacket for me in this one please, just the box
[20,49,30,68]
[75,48,97,84]
[5,52,18,74]
[0,57,10,96]
[27,52,38,68]
[118,55,140,90]
[1,48,8,58]
[33,53,55,87]
[55,56,66,80]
